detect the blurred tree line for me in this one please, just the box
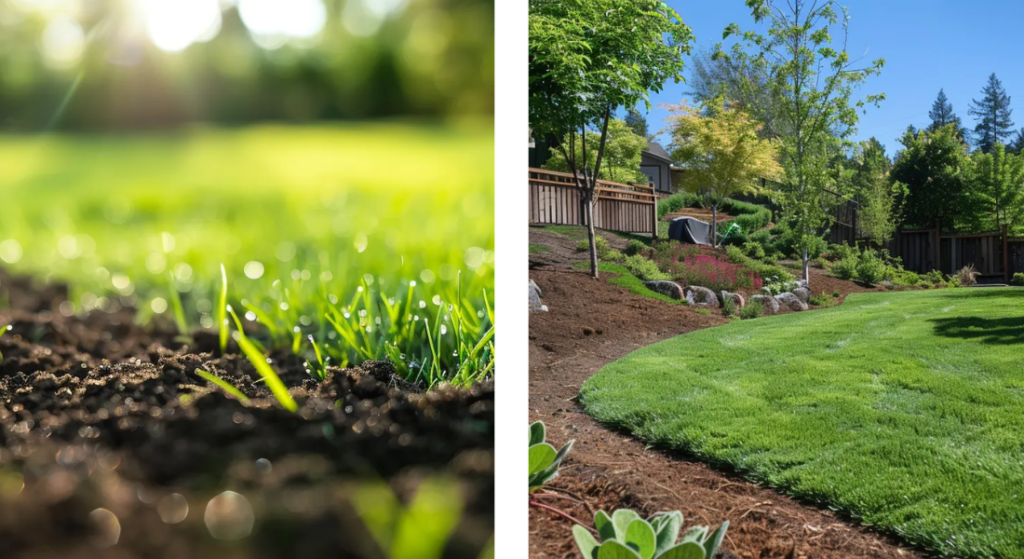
[0,0,493,130]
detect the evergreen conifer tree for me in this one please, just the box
[968,73,1014,153]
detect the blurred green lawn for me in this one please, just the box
[0,123,494,385]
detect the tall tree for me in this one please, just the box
[529,0,693,278]
[666,98,782,247]
[968,73,1015,153]
[848,138,906,245]
[1008,128,1024,155]
[891,124,980,231]
[972,143,1024,233]
[624,108,650,139]
[926,88,967,139]
[717,0,885,287]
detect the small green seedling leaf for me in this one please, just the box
[612,509,642,541]
[625,519,656,559]
[195,369,249,403]
[528,443,557,475]
[595,511,617,542]
[529,421,545,446]
[651,511,683,556]
[232,327,297,413]
[573,524,599,559]
[703,521,729,559]
[682,526,707,544]
[390,477,462,559]
[657,541,705,559]
[597,540,643,559]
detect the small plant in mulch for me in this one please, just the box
[954,264,979,287]
[1011,272,1024,286]
[529,421,600,530]
[571,508,729,559]
[739,299,763,319]
[809,292,840,308]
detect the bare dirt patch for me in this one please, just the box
[0,269,492,559]
[528,230,918,559]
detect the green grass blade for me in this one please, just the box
[167,271,189,335]
[195,369,249,403]
[0,324,10,365]
[236,334,297,413]
[218,264,228,354]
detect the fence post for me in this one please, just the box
[1003,225,1009,283]
[651,187,658,239]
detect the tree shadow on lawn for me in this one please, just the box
[929,316,1024,345]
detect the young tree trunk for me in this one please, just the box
[586,194,598,278]
[802,246,810,288]
[711,204,718,248]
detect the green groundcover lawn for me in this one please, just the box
[581,288,1024,558]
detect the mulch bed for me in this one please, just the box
[528,230,918,559]
[0,269,493,559]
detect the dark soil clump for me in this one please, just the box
[0,268,493,558]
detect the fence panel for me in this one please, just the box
[1007,240,1024,276]
[888,229,939,274]
[940,233,1004,277]
[528,168,656,236]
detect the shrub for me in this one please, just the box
[576,235,612,259]
[528,421,573,493]
[808,292,839,307]
[572,509,728,559]
[892,269,920,288]
[1011,273,1024,287]
[954,265,978,287]
[725,245,792,286]
[624,239,648,257]
[922,270,945,286]
[742,241,766,260]
[855,251,888,285]
[624,254,670,281]
[604,249,624,263]
[739,299,763,319]
[721,295,735,318]
[830,254,859,281]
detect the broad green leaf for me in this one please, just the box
[658,541,705,559]
[681,526,707,544]
[573,525,599,559]
[597,540,643,559]
[528,443,557,476]
[612,509,641,540]
[594,510,617,542]
[529,421,546,446]
[624,519,656,559]
[650,511,683,555]
[703,521,729,559]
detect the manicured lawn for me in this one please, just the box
[581,288,1024,558]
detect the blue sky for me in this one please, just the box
[637,1,1024,157]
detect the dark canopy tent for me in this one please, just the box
[667,217,711,245]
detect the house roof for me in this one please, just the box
[643,141,673,163]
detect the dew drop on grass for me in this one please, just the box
[328,294,338,304]
[440,325,447,335]
[244,261,264,279]
[254,458,272,474]
[204,491,254,541]
[266,358,272,364]
[418,300,426,309]
[157,494,189,524]
[357,286,364,293]
[89,508,121,548]
[432,295,442,306]
[245,311,257,321]
[280,302,289,311]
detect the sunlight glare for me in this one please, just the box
[141,0,222,53]
[238,0,326,49]
[41,16,84,69]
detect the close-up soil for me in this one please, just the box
[527,227,917,559]
[0,269,493,559]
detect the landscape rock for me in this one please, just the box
[720,290,746,309]
[685,286,720,308]
[774,292,808,312]
[791,287,811,304]
[529,280,548,312]
[643,280,685,300]
[751,294,779,314]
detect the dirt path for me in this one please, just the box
[527,230,915,559]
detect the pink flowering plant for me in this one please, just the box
[653,242,762,292]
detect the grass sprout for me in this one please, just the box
[167,271,189,337]
[352,476,463,559]
[218,264,228,355]
[0,324,10,365]
[195,368,249,403]
[228,306,297,413]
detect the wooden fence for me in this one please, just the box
[528,168,658,236]
[886,223,1024,282]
